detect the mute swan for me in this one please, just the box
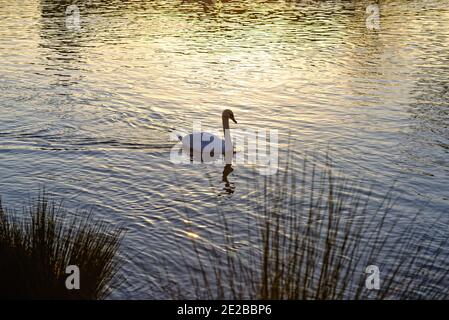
[180,109,237,160]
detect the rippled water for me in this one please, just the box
[1,0,448,298]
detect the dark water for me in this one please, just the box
[1,0,448,298]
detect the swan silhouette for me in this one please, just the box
[179,109,237,162]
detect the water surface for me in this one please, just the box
[1,0,448,298]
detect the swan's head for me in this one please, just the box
[222,109,237,124]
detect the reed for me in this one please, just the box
[164,157,449,299]
[0,194,123,299]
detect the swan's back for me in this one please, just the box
[182,132,232,155]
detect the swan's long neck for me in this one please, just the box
[222,116,232,144]
[222,116,233,164]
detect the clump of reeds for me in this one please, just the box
[162,156,449,300]
[0,194,124,299]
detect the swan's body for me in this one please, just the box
[180,109,237,161]
[182,132,234,155]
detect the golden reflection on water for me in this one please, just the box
[1,0,448,299]
[185,231,200,240]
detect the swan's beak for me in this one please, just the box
[231,117,237,124]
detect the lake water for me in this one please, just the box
[1,0,448,299]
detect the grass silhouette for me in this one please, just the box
[0,194,123,299]
[162,157,449,299]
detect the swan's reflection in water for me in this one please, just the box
[181,150,236,195]
[179,148,236,195]
[221,164,235,195]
